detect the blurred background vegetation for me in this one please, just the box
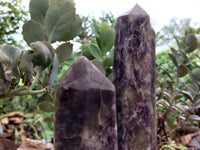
[0,0,28,47]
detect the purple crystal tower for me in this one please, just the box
[113,4,157,150]
[55,56,118,150]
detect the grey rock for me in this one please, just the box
[113,4,157,150]
[55,56,117,150]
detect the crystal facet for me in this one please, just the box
[55,56,118,150]
[113,4,157,150]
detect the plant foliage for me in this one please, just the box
[0,0,28,46]
[0,0,82,118]
[156,25,200,145]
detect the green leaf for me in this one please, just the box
[39,68,49,87]
[157,99,170,108]
[99,22,110,34]
[173,94,182,100]
[48,0,56,5]
[39,92,55,102]
[177,64,188,77]
[91,23,100,37]
[168,53,178,67]
[108,48,114,57]
[91,38,97,45]
[81,44,89,52]
[189,115,200,121]
[49,54,59,90]
[91,59,104,73]
[192,68,200,83]
[43,117,54,122]
[163,91,171,100]
[19,51,34,85]
[89,43,103,61]
[82,51,95,60]
[56,42,72,64]
[81,44,95,60]
[185,33,198,53]
[173,105,185,113]
[60,14,82,42]
[42,41,55,57]
[174,36,182,51]
[166,80,173,92]
[30,41,52,69]
[99,28,115,54]
[22,20,46,46]
[156,99,165,105]
[186,83,199,95]
[179,90,193,101]
[185,26,196,35]
[170,47,180,62]
[0,46,21,85]
[193,99,200,109]
[103,57,113,70]
[179,50,188,64]
[157,66,174,81]
[189,70,200,86]
[44,0,81,42]
[29,0,49,25]
[0,62,10,92]
[173,36,189,64]
[39,101,55,112]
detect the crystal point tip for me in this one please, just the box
[131,4,149,16]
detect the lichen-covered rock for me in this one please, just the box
[113,4,157,150]
[55,56,117,150]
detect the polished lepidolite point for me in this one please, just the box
[55,56,118,150]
